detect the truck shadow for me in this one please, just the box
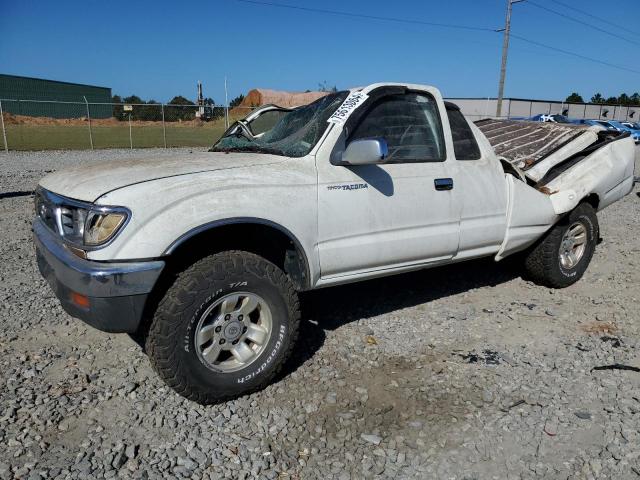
[281,255,523,378]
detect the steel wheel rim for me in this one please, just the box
[194,292,273,373]
[559,221,587,269]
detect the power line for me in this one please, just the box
[525,0,640,46]
[551,0,640,39]
[510,33,640,75]
[234,0,495,32]
[233,0,640,77]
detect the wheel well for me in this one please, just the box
[163,221,309,291]
[582,193,599,210]
[134,221,309,339]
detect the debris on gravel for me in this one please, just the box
[0,148,639,479]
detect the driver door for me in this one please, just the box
[316,90,460,280]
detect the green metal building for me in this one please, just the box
[0,74,112,118]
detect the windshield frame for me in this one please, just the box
[246,106,293,136]
[210,91,350,157]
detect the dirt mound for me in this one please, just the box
[2,112,93,126]
[240,89,329,109]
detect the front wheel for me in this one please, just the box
[145,250,300,404]
[523,203,598,288]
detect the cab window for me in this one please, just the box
[446,105,481,160]
[349,92,445,163]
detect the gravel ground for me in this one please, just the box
[0,148,639,480]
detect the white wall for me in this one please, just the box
[446,97,640,122]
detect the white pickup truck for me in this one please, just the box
[33,83,636,404]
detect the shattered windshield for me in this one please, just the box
[211,91,349,157]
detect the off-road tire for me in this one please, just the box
[524,203,598,288]
[145,250,300,404]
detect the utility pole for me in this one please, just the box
[496,0,523,118]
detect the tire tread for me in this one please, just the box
[524,203,597,288]
[145,250,300,404]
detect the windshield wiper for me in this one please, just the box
[210,145,286,156]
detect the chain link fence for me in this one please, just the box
[2,96,639,152]
[0,99,256,151]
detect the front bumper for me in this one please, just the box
[33,218,165,333]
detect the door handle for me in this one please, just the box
[434,178,453,191]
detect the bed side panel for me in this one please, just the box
[545,136,635,214]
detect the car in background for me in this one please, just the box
[607,120,640,144]
[519,116,639,144]
[510,114,572,123]
[575,120,639,143]
[528,113,572,123]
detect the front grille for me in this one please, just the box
[35,189,59,234]
[59,207,74,236]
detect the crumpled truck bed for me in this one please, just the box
[474,119,636,260]
[475,119,601,182]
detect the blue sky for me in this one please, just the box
[1,0,638,104]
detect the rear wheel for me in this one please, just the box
[524,203,598,288]
[145,250,300,404]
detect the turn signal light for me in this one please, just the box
[70,291,90,309]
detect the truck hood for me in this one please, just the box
[38,151,287,202]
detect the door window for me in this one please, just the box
[446,107,481,160]
[349,93,445,162]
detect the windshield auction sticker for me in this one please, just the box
[327,92,369,125]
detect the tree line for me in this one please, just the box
[111,94,245,121]
[109,82,337,121]
[565,92,640,105]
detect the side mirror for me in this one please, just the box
[340,138,388,166]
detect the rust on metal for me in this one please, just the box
[536,186,557,195]
[475,119,591,170]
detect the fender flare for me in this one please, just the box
[163,217,311,289]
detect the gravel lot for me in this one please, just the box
[0,148,639,480]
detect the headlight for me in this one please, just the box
[84,211,127,245]
[35,188,130,249]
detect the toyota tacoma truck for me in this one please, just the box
[33,83,636,404]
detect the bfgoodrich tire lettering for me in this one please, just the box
[524,203,598,288]
[145,250,300,404]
